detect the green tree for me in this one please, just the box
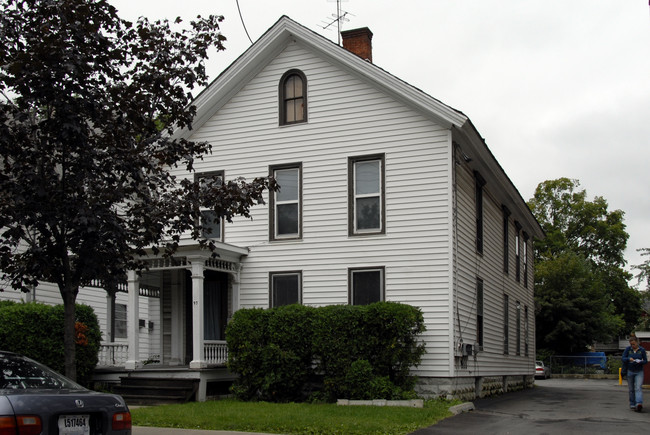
[535,252,622,353]
[633,248,650,330]
[633,248,650,291]
[528,178,627,266]
[0,0,275,380]
[528,178,641,352]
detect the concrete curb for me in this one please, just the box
[336,399,424,408]
[449,402,475,415]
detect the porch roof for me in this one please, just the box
[141,241,248,273]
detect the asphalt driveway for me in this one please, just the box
[412,378,647,435]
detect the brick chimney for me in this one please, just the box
[341,27,373,62]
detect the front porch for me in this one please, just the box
[96,242,246,402]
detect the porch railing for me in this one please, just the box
[205,340,228,365]
[98,343,128,367]
[97,341,228,367]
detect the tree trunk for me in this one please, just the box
[62,284,77,381]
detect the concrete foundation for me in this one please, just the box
[415,374,534,400]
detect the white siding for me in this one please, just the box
[453,161,536,376]
[0,287,32,303]
[184,41,454,376]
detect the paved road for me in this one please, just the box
[412,378,648,435]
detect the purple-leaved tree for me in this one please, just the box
[0,0,276,380]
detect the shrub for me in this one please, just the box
[68,304,102,385]
[0,300,17,309]
[0,301,101,386]
[341,359,410,400]
[227,304,316,401]
[264,304,315,400]
[607,355,623,374]
[226,307,270,400]
[227,302,426,402]
[313,302,425,400]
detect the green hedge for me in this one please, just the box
[0,301,101,386]
[227,305,315,401]
[226,302,426,402]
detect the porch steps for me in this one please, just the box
[112,377,199,406]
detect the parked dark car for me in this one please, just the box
[0,350,131,435]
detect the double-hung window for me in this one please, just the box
[476,278,484,349]
[113,303,127,340]
[279,69,307,125]
[270,164,301,240]
[523,232,529,288]
[516,301,521,356]
[515,222,522,282]
[524,305,529,356]
[504,294,510,355]
[349,154,385,236]
[475,172,485,254]
[270,272,302,307]
[502,206,510,274]
[196,171,224,241]
[349,267,384,305]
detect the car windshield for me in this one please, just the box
[0,353,83,390]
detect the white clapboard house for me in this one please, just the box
[1,16,543,402]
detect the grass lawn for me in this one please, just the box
[130,399,459,435]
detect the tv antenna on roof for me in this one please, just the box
[320,0,353,45]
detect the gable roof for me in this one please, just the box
[182,16,469,134]
[178,15,543,238]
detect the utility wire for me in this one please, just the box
[235,0,254,44]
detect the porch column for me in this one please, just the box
[189,258,207,369]
[169,271,184,365]
[231,265,242,313]
[125,270,140,370]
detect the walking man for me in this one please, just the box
[622,336,647,412]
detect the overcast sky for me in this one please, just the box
[110,0,650,282]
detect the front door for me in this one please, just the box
[204,271,229,341]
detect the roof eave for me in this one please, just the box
[453,121,545,239]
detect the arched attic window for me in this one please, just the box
[279,69,307,125]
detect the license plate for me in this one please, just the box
[58,415,90,435]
